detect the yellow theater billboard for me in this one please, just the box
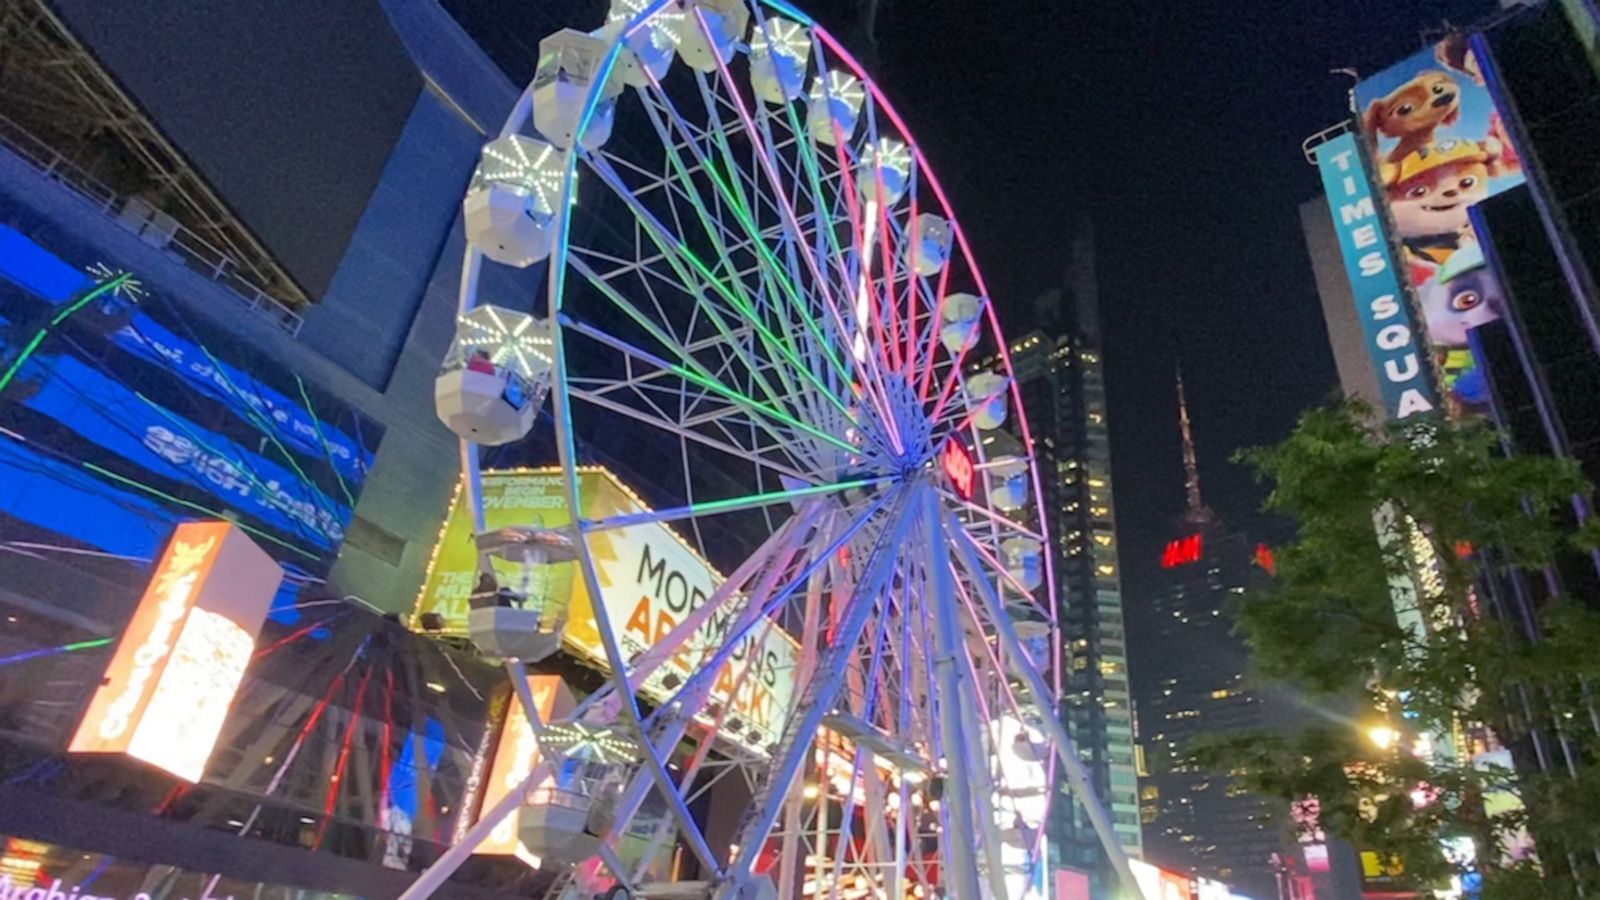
[70,520,282,781]
[415,467,797,755]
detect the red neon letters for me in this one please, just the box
[1161,533,1203,569]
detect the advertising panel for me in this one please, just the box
[1129,858,1194,900]
[1354,37,1526,409]
[20,354,352,549]
[1315,131,1438,420]
[0,226,379,576]
[1053,867,1092,900]
[69,521,282,780]
[415,467,798,756]
[475,675,574,859]
[112,314,373,482]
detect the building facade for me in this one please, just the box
[1299,0,1600,889]
[1125,370,1290,900]
[0,1,592,897]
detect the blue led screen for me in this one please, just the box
[0,223,382,574]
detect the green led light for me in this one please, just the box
[687,476,878,517]
[82,462,320,562]
[0,329,50,394]
[50,272,131,326]
[1,273,134,395]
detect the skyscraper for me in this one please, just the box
[1128,367,1351,899]
[973,227,1143,890]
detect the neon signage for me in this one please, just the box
[1161,534,1203,569]
[941,439,974,501]
[70,521,282,781]
[1255,542,1277,575]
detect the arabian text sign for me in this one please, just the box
[70,521,281,780]
[415,468,797,756]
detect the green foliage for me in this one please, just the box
[1210,398,1600,895]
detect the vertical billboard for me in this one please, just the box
[475,675,574,860]
[414,467,797,756]
[69,521,282,781]
[1354,36,1526,410]
[1315,131,1438,420]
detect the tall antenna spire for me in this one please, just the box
[1176,360,1210,522]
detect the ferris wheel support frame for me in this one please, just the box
[943,510,1140,895]
[601,504,824,878]
[719,486,919,899]
[412,0,1149,896]
[923,488,984,900]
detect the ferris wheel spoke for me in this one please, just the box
[578,157,826,434]
[625,88,852,411]
[680,66,847,433]
[640,487,893,737]
[675,19,868,412]
[724,71,906,443]
[626,498,820,699]
[723,485,919,893]
[566,381,814,482]
[854,98,910,375]
[936,487,1045,543]
[940,507,1139,892]
[581,151,867,452]
[580,474,885,535]
[561,271,861,462]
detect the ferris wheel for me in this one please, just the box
[418,2,1138,899]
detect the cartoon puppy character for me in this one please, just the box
[1363,70,1461,164]
[1382,138,1502,263]
[1419,242,1502,348]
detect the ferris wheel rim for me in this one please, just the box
[444,1,1092,895]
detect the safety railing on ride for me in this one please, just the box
[0,111,307,335]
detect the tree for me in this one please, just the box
[1191,399,1600,897]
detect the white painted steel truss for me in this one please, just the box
[409,3,1139,900]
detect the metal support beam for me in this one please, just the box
[923,487,983,900]
[943,510,1141,897]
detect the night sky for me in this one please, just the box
[801,0,1499,608]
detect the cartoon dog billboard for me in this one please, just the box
[1355,34,1525,410]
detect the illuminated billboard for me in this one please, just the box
[69,521,282,781]
[415,467,798,755]
[0,225,380,574]
[1129,858,1194,900]
[475,674,574,860]
[1354,36,1527,411]
[1315,130,1438,420]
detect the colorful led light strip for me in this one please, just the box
[0,636,113,667]
[0,273,131,394]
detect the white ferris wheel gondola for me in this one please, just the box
[939,292,985,354]
[986,455,1030,512]
[749,16,810,104]
[908,213,953,277]
[964,371,1009,431]
[414,2,1142,899]
[434,305,554,446]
